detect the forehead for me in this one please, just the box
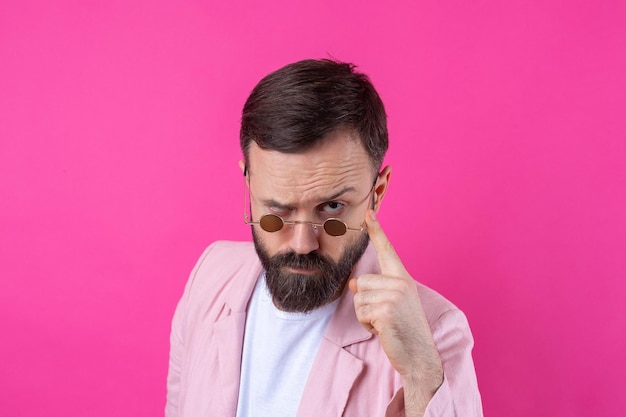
[248,130,372,203]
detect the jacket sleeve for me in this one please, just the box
[165,243,218,417]
[422,308,483,417]
[384,307,483,417]
[165,293,185,417]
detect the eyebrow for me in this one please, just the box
[261,186,357,209]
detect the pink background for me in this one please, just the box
[1,1,625,416]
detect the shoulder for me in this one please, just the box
[190,240,258,279]
[198,240,257,263]
[414,282,475,355]
[415,282,460,324]
[181,240,262,315]
[416,281,473,334]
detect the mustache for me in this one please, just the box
[272,250,332,270]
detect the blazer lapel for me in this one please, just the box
[296,337,367,417]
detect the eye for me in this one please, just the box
[320,201,345,216]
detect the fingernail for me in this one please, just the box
[369,209,377,221]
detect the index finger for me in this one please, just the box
[365,209,407,277]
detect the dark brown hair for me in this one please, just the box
[240,59,388,172]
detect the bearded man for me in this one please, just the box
[166,59,483,417]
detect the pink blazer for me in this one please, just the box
[166,241,483,417]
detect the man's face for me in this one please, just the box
[245,130,380,312]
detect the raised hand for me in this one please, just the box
[349,210,444,415]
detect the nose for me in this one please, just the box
[287,221,320,255]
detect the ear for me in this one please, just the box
[239,160,249,186]
[373,165,392,213]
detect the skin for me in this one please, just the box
[350,210,444,415]
[241,129,444,416]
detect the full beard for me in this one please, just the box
[252,228,370,313]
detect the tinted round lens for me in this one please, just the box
[259,214,284,232]
[323,219,347,236]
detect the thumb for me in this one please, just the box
[348,277,359,293]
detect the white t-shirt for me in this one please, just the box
[235,274,339,417]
